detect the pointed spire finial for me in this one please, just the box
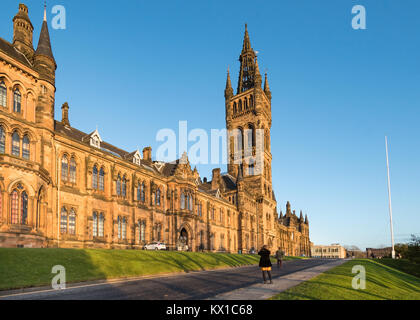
[44,1,47,22]
[225,66,233,99]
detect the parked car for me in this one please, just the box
[143,242,166,251]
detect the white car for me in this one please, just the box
[143,242,166,251]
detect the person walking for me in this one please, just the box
[258,245,273,284]
[275,247,285,269]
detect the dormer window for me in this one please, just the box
[89,129,102,149]
[132,150,141,165]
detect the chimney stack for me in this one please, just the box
[61,102,70,126]
[143,147,152,162]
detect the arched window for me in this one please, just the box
[156,188,161,206]
[236,128,243,153]
[92,165,98,189]
[21,191,28,225]
[139,221,146,242]
[13,89,21,113]
[244,97,248,109]
[99,168,104,191]
[137,183,141,201]
[69,158,76,184]
[233,102,237,114]
[69,209,76,235]
[93,212,98,237]
[122,217,127,240]
[141,183,145,202]
[116,174,121,196]
[22,135,30,160]
[61,155,69,182]
[98,213,104,237]
[250,95,254,108]
[118,216,121,239]
[238,99,242,112]
[60,207,68,234]
[122,176,127,198]
[180,192,185,210]
[0,81,6,108]
[246,125,253,150]
[0,125,5,154]
[10,190,19,224]
[12,131,20,156]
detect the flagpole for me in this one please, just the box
[385,136,396,259]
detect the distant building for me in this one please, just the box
[311,244,346,259]
[366,247,392,259]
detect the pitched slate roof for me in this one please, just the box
[0,37,32,68]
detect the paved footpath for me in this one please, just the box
[0,258,346,300]
[208,259,347,300]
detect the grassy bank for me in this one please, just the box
[0,248,277,291]
[271,259,420,300]
[374,258,420,278]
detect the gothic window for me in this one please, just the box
[238,99,242,112]
[122,217,127,240]
[93,212,98,237]
[118,216,121,239]
[0,81,6,107]
[156,188,161,206]
[141,183,145,202]
[233,102,237,113]
[180,192,185,210]
[69,209,76,235]
[61,155,69,182]
[12,131,20,156]
[122,176,127,198]
[13,89,21,113]
[139,221,146,242]
[10,190,19,224]
[0,125,5,154]
[98,213,104,237]
[244,97,248,109]
[21,191,28,225]
[116,174,121,196]
[69,158,76,184]
[92,165,98,189]
[137,183,141,201]
[22,135,30,160]
[60,207,68,234]
[250,95,254,108]
[99,168,105,191]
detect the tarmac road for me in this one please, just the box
[0,258,337,300]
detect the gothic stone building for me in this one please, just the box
[0,4,310,256]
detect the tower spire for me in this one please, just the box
[264,73,272,100]
[237,24,257,94]
[44,1,47,21]
[224,66,233,99]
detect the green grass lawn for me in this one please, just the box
[374,258,420,279]
[0,248,279,291]
[271,259,420,300]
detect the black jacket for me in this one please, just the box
[258,248,272,268]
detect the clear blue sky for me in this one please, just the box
[2,0,419,250]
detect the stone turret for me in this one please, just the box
[13,4,34,62]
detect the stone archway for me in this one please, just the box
[177,222,193,251]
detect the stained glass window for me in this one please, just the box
[21,191,28,225]
[122,218,127,240]
[10,190,19,224]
